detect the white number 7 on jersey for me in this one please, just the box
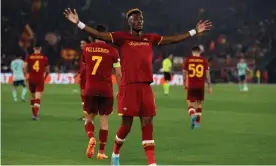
[91,56,103,75]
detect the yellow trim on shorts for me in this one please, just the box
[118,113,123,116]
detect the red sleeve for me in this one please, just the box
[149,33,163,45]
[111,47,119,63]
[183,58,188,70]
[110,32,125,46]
[44,56,49,66]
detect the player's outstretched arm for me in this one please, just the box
[183,70,188,90]
[159,20,212,45]
[64,8,112,42]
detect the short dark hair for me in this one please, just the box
[192,46,201,52]
[126,8,142,19]
[96,24,107,32]
[15,54,22,58]
[34,43,41,48]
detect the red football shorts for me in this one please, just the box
[187,88,205,102]
[28,82,44,93]
[117,83,156,117]
[83,96,113,115]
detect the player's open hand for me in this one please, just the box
[64,8,79,24]
[208,87,212,94]
[196,20,212,33]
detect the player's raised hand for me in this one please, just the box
[64,8,79,24]
[196,20,212,33]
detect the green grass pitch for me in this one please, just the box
[1,84,276,165]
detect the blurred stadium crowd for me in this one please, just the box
[1,0,276,82]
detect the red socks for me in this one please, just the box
[113,125,131,155]
[99,129,108,153]
[33,99,41,117]
[85,123,108,154]
[112,123,156,165]
[142,123,156,165]
[195,108,202,123]
[188,106,195,117]
[85,121,95,139]
[31,99,41,117]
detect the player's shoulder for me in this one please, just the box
[143,33,161,40]
[82,43,94,51]
[102,43,119,56]
[111,31,129,36]
[185,56,207,61]
[84,43,94,48]
[107,44,118,53]
[183,56,189,62]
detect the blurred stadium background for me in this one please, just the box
[1,0,276,165]
[1,0,276,83]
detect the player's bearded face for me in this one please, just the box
[129,13,144,31]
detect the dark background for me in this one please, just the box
[1,0,276,82]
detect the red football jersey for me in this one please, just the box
[83,42,119,97]
[183,56,209,89]
[110,32,163,85]
[25,54,48,83]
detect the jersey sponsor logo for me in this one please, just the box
[85,47,110,54]
[129,41,150,46]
